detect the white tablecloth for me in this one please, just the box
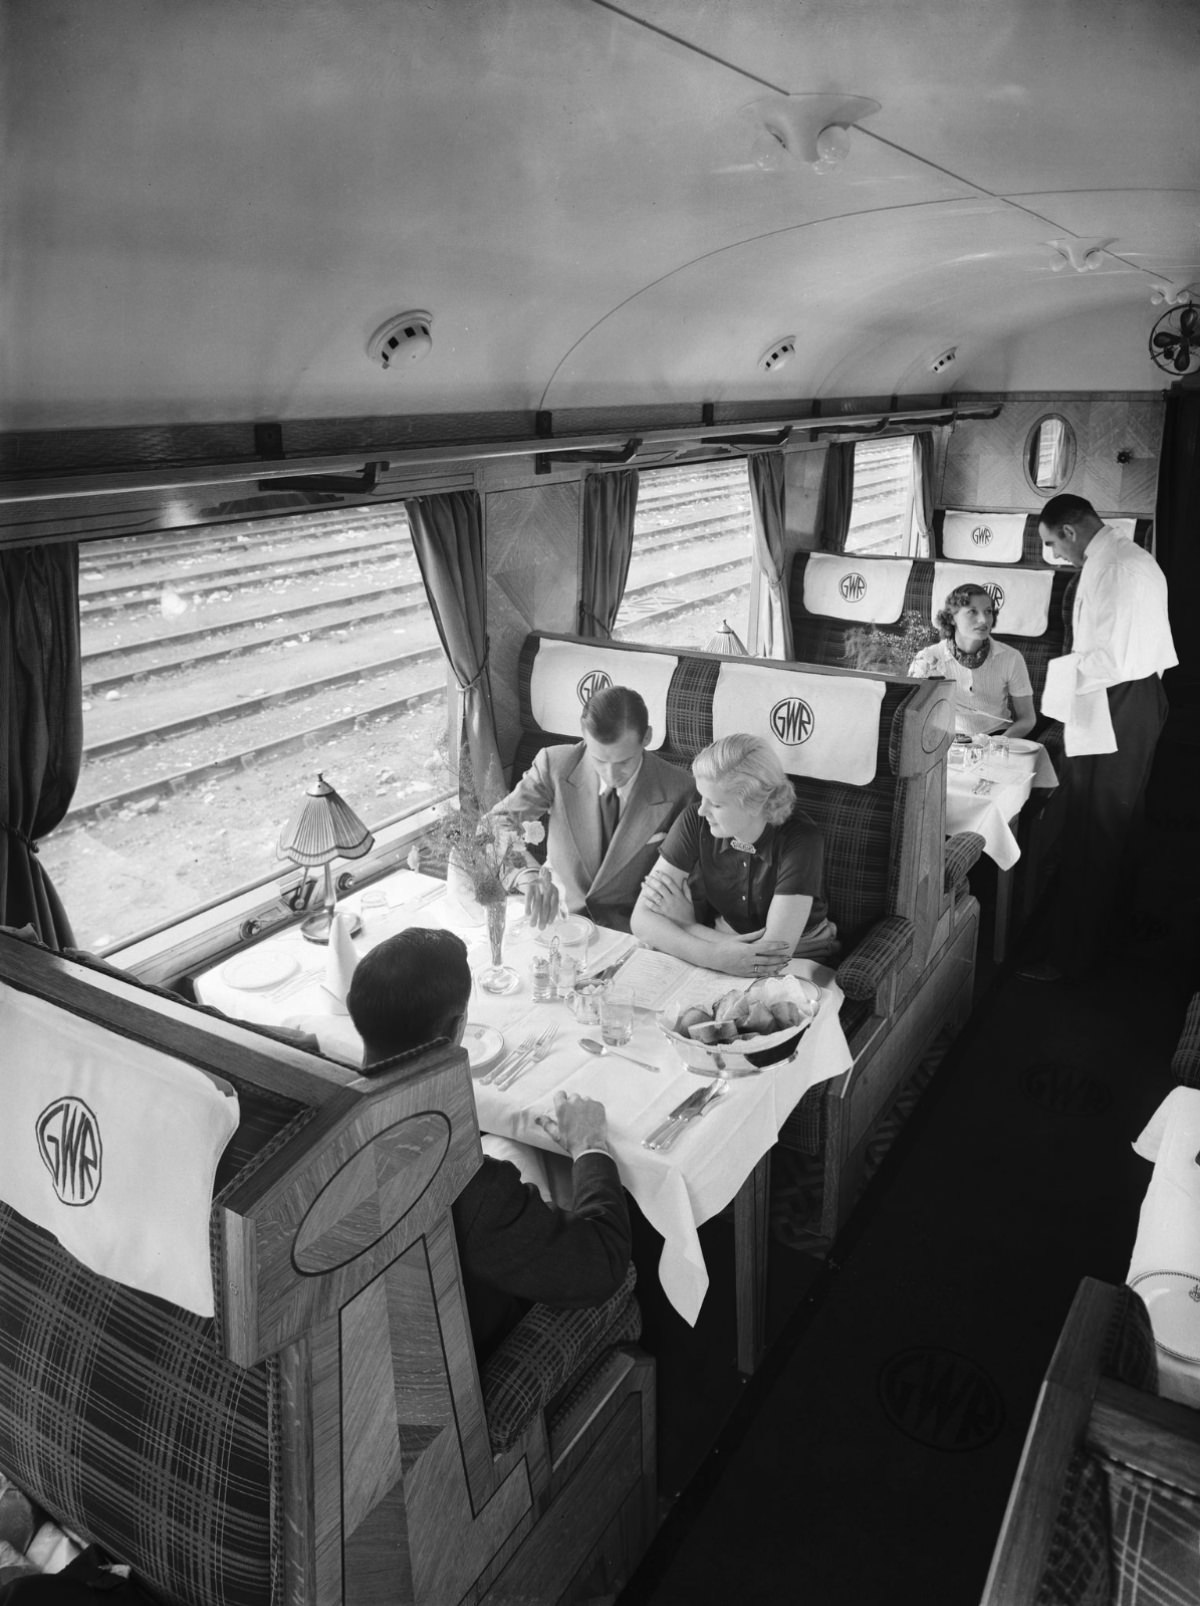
[944,743,1056,871]
[195,873,853,1326]
[1128,1087,1200,1408]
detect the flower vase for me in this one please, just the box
[477,897,520,995]
[446,851,488,926]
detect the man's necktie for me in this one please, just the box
[1062,573,1080,652]
[599,787,620,855]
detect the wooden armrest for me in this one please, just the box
[1090,1378,1200,1490]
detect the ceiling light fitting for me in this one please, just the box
[743,93,880,173]
[367,311,433,370]
[1047,239,1112,274]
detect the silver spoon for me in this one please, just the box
[580,1038,659,1073]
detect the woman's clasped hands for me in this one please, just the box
[639,865,694,925]
[712,928,791,978]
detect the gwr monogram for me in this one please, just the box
[984,582,1004,612]
[36,1097,103,1206]
[971,525,993,545]
[838,572,867,602]
[576,670,613,703]
[769,697,815,745]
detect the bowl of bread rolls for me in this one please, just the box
[657,974,822,1076]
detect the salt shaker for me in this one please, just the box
[531,955,553,1001]
[547,935,563,1000]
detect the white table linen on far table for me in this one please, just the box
[1127,1087,1200,1408]
[944,743,1057,871]
[194,874,853,1327]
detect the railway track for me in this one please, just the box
[62,564,751,831]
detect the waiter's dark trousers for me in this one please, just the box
[1052,674,1168,976]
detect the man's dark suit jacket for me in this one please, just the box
[452,1149,631,1360]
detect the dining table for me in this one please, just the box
[943,738,1058,962]
[1127,1085,1200,1409]
[194,868,854,1375]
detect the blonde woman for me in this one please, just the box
[631,734,838,978]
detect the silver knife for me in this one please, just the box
[642,1085,711,1149]
[647,1082,728,1151]
[579,946,637,986]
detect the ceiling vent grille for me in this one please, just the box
[760,337,797,373]
[930,346,957,375]
[368,311,433,369]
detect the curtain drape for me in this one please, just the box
[914,433,937,557]
[815,443,856,553]
[1154,391,1200,696]
[579,468,639,638]
[747,451,794,660]
[404,490,507,807]
[0,544,82,947]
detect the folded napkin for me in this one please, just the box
[1128,1088,1200,1398]
[321,911,358,1013]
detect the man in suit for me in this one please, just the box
[1021,494,1176,981]
[495,685,695,932]
[347,927,631,1360]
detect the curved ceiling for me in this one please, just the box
[2,0,1198,431]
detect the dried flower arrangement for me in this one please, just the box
[417,765,544,905]
[844,608,938,675]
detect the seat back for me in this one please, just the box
[0,930,596,1606]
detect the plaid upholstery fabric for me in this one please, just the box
[662,658,718,756]
[0,1206,273,1606]
[836,916,915,1003]
[792,779,894,948]
[944,831,985,893]
[1103,1460,1200,1606]
[1171,994,1200,1090]
[481,1262,641,1453]
[777,1083,827,1156]
[1035,1449,1113,1606]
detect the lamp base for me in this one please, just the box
[300,907,363,944]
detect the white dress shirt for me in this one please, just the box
[1071,525,1177,694]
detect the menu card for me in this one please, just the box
[619,948,749,1014]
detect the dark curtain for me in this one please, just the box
[914,432,937,557]
[404,490,506,807]
[0,544,82,947]
[579,468,639,638]
[815,443,856,553]
[1155,391,1200,698]
[747,450,794,659]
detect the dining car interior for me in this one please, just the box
[4,2,1200,1603]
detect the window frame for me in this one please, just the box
[844,434,924,559]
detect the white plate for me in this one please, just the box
[464,1023,505,1075]
[536,915,595,948]
[1129,1270,1200,1362]
[220,951,299,991]
[1004,738,1040,756]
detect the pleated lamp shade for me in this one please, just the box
[278,774,375,866]
[705,619,748,655]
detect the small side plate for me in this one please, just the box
[465,1023,505,1076]
[220,951,299,991]
[536,915,595,948]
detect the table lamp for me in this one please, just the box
[278,774,375,943]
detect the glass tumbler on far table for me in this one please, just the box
[599,983,635,1047]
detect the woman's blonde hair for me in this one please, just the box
[692,734,796,827]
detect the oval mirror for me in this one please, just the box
[1023,413,1076,494]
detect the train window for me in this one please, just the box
[611,460,754,652]
[844,436,923,557]
[37,505,455,954]
[1024,413,1077,493]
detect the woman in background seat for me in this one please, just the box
[631,734,838,978]
[909,582,1036,739]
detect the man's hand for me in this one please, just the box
[537,1090,611,1158]
[523,866,560,929]
[713,929,791,978]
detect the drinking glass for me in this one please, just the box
[599,984,635,1047]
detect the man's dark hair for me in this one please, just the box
[1040,493,1097,532]
[347,927,471,1064]
[580,685,649,742]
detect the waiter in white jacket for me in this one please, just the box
[1022,494,1177,981]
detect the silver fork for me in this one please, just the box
[646,1081,728,1152]
[481,1031,536,1084]
[494,1025,560,1091]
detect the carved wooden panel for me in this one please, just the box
[940,396,1164,516]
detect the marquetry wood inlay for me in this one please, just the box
[293,1113,451,1273]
